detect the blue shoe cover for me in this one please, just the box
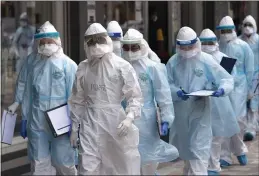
[208,170,219,175]
[155,172,159,176]
[220,159,231,167]
[244,132,254,141]
[237,154,248,165]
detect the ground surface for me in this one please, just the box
[157,134,259,175]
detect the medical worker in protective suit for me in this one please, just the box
[239,15,259,141]
[166,26,234,175]
[121,29,179,175]
[216,16,254,167]
[8,21,78,175]
[199,29,240,175]
[12,12,35,74]
[68,23,142,175]
[107,20,161,63]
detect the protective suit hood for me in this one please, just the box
[107,21,123,57]
[121,29,148,62]
[242,15,257,34]
[84,23,113,61]
[176,26,201,59]
[199,29,219,54]
[34,21,63,57]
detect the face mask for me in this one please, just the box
[38,44,59,57]
[122,51,141,61]
[87,44,110,59]
[20,21,27,27]
[112,41,121,57]
[220,33,235,42]
[179,49,198,58]
[201,45,217,53]
[244,26,254,35]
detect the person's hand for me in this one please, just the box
[177,90,189,101]
[212,88,224,97]
[8,102,19,114]
[70,131,78,148]
[20,120,27,139]
[161,122,169,136]
[117,115,134,137]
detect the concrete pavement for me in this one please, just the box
[156,134,259,175]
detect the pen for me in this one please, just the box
[180,86,188,94]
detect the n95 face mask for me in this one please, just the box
[38,44,59,57]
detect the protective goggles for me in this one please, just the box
[84,33,108,46]
[243,23,253,28]
[201,41,216,45]
[122,44,141,52]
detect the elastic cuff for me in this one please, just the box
[127,112,135,120]
[72,123,79,132]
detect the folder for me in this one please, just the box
[45,103,71,138]
[156,107,170,143]
[1,110,17,145]
[185,90,214,97]
[220,57,237,74]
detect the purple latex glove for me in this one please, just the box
[20,120,27,139]
[161,122,169,136]
[212,88,225,97]
[177,90,189,101]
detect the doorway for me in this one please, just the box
[148,1,169,63]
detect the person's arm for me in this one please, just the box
[150,64,175,127]
[68,62,85,132]
[243,42,255,91]
[166,57,182,101]
[205,55,234,96]
[122,66,143,120]
[12,27,21,56]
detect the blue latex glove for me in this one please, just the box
[212,88,224,97]
[161,122,169,136]
[20,120,27,139]
[177,90,189,101]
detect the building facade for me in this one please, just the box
[1,1,258,175]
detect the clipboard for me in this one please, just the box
[220,57,237,74]
[45,103,71,138]
[156,107,170,143]
[1,110,17,145]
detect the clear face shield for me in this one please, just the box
[176,38,201,58]
[38,38,59,57]
[84,32,112,59]
[200,39,218,54]
[108,33,122,56]
[220,29,236,42]
[121,43,142,61]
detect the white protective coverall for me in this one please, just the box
[106,21,161,63]
[217,16,253,166]
[166,26,234,175]
[121,29,179,175]
[107,21,123,57]
[13,12,35,74]
[199,28,240,173]
[239,15,259,139]
[13,21,78,175]
[68,23,142,175]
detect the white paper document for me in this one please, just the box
[1,110,17,145]
[186,90,214,97]
[46,104,71,137]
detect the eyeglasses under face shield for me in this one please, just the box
[243,23,253,28]
[122,44,141,52]
[84,33,108,47]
